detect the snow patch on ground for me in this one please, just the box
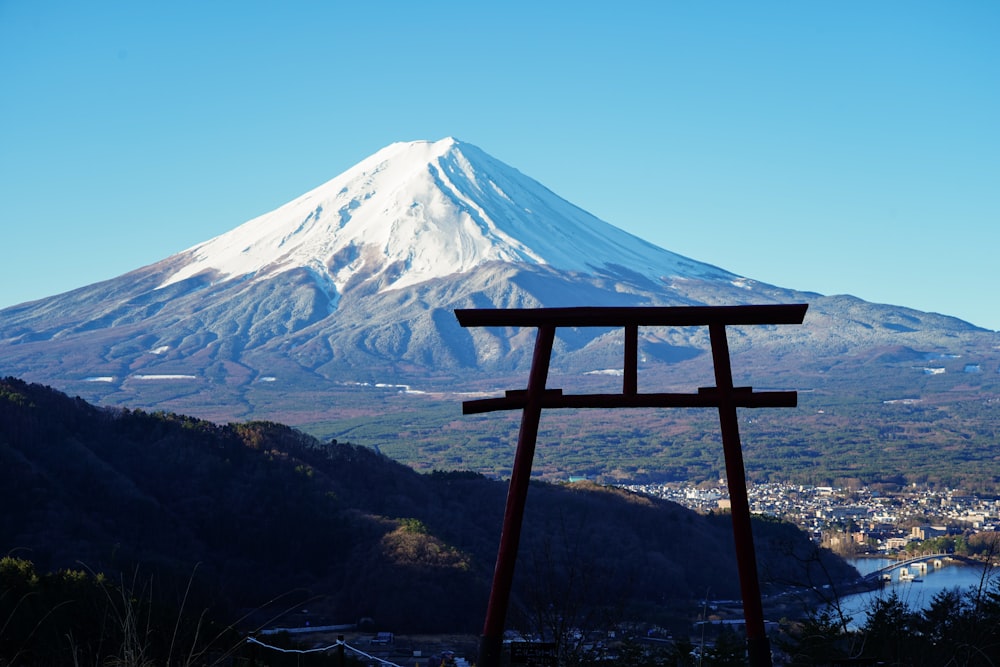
[133,374,198,380]
[83,376,115,382]
[150,345,170,355]
[344,381,426,394]
[374,382,424,394]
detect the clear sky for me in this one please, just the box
[2,2,998,329]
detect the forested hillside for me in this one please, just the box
[0,377,853,660]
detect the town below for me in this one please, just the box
[622,481,1000,557]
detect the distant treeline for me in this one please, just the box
[313,366,1000,493]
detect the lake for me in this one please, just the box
[835,557,999,625]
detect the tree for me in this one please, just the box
[701,626,748,666]
[778,609,855,666]
[857,591,918,664]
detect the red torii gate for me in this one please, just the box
[455,304,809,667]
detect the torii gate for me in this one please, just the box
[455,304,808,667]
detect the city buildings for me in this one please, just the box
[622,482,1000,554]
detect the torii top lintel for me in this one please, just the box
[455,304,808,415]
[455,303,808,328]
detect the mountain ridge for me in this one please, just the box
[0,375,856,636]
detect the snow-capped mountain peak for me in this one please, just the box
[2,136,995,428]
[159,138,734,298]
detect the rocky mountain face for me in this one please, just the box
[1,138,997,440]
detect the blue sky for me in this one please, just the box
[2,2,998,329]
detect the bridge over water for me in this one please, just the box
[860,554,978,583]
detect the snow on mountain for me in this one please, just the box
[159,138,736,301]
[2,135,995,427]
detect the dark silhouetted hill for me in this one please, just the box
[0,377,854,633]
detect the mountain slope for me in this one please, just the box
[0,138,997,488]
[158,138,736,296]
[0,377,855,633]
[0,138,755,376]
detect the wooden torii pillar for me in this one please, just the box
[455,304,808,667]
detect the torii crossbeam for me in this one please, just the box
[455,304,808,667]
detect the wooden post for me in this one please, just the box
[478,325,556,667]
[709,323,772,667]
[624,323,638,396]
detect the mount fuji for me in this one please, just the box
[158,138,733,300]
[0,138,996,430]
